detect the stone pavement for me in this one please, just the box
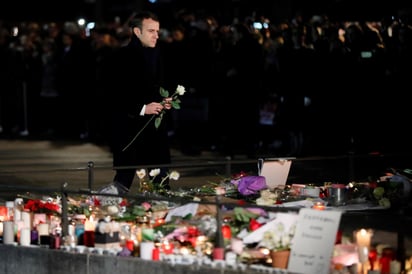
[0,138,266,200]
[1,138,410,196]
[0,138,236,197]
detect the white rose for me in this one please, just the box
[176,85,186,96]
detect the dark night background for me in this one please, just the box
[0,0,410,23]
[1,0,412,157]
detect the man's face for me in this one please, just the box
[135,18,160,47]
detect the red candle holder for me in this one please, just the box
[126,239,135,252]
[368,248,378,270]
[83,230,95,247]
[0,206,7,221]
[222,224,232,239]
[162,241,174,254]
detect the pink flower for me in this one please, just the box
[141,202,151,211]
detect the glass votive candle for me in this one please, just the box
[312,201,326,210]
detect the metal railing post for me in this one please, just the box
[225,156,232,177]
[88,161,94,191]
[60,182,69,237]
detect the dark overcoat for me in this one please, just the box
[104,35,171,168]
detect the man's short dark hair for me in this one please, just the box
[129,11,159,29]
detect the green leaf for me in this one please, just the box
[155,117,162,128]
[159,87,169,97]
[131,205,147,216]
[171,101,180,109]
[233,207,259,223]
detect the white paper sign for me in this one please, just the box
[259,158,293,189]
[165,203,199,222]
[288,208,342,274]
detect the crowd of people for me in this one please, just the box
[1,8,411,157]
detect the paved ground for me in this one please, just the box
[0,138,411,259]
[1,138,410,195]
[0,138,258,197]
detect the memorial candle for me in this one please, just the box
[140,241,155,260]
[312,201,326,210]
[38,223,50,246]
[37,223,49,236]
[5,201,14,221]
[21,211,31,229]
[3,221,15,244]
[83,216,96,247]
[355,229,373,248]
[390,260,401,274]
[19,227,31,246]
[126,239,135,252]
[0,205,7,221]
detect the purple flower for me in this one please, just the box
[236,176,268,196]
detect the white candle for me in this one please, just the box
[84,216,96,231]
[357,245,369,263]
[16,219,25,229]
[19,227,31,246]
[13,198,24,222]
[355,229,373,247]
[390,260,401,274]
[13,208,21,222]
[21,211,31,229]
[5,201,14,221]
[140,241,155,260]
[3,221,15,244]
[225,251,237,265]
[38,223,49,236]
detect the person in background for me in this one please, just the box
[98,11,173,204]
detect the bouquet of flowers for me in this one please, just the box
[347,167,411,208]
[21,194,62,216]
[136,168,180,195]
[259,221,297,251]
[192,171,268,199]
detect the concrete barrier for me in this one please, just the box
[0,244,269,274]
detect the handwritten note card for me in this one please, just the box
[288,208,342,274]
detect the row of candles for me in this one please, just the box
[310,201,405,273]
[0,200,59,246]
[1,199,409,274]
[352,228,402,274]
[0,200,212,262]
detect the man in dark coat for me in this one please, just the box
[99,11,173,204]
